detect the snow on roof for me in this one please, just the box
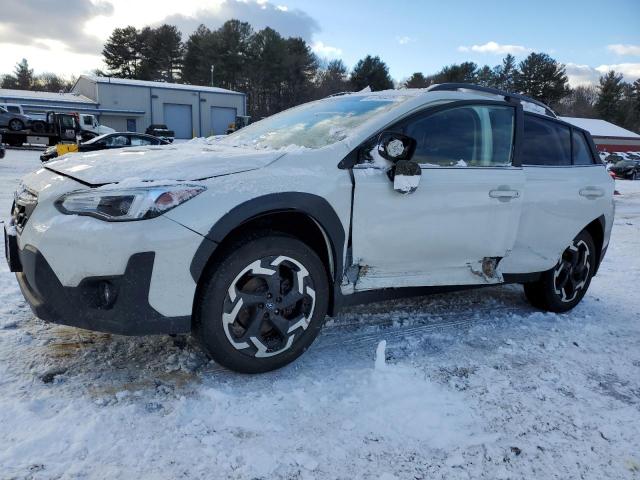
[82,75,244,96]
[0,88,96,104]
[560,116,640,139]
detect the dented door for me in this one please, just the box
[350,103,524,291]
[351,166,524,290]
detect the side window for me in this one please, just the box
[572,130,595,165]
[401,105,515,167]
[130,136,152,146]
[104,135,130,147]
[522,115,571,166]
[83,116,93,126]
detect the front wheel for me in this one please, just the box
[8,119,24,131]
[194,234,329,373]
[524,230,596,312]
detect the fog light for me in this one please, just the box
[97,281,117,309]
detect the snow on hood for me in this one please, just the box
[44,142,286,185]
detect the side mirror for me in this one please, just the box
[377,132,416,162]
[392,159,421,194]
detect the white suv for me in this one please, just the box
[5,84,614,373]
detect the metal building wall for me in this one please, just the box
[80,78,246,137]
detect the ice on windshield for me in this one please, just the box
[216,95,409,150]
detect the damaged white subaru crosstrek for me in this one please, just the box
[5,84,614,373]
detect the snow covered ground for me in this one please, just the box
[0,149,639,479]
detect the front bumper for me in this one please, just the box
[14,244,191,335]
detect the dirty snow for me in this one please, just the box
[1,149,640,479]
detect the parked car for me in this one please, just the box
[0,103,25,115]
[145,124,175,143]
[0,106,31,131]
[609,158,640,179]
[40,132,170,162]
[5,84,614,373]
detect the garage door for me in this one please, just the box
[163,103,193,139]
[210,106,237,135]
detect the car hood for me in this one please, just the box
[44,142,285,185]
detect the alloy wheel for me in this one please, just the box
[222,255,316,358]
[553,239,591,303]
[9,119,23,131]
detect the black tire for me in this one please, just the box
[8,119,24,131]
[194,233,329,373]
[524,230,596,313]
[31,121,46,134]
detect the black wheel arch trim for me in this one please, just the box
[189,192,346,288]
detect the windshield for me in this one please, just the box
[214,94,410,150]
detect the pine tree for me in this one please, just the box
[494,54,517,91]
[514,52,570,106]
[1,59,35,90]
[350,55,394,91]
[476,65,496,87]
[432,62,478,84]
[595,71,624,122]
[283,37,318,107]
[182,25,213,86]
[102,26,142,78]
[140,24,184,82]
[403,72,429,88]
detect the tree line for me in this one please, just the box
[1,19,639,132]
[1,59,76,93]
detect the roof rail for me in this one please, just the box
[426,83,557,118]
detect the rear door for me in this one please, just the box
[499,115,612,275]
[351,101,524,290]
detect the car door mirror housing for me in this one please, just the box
[377,132,417,162]
[391,159,422,194]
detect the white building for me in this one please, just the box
[0,76,247,139]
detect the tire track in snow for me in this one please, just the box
[199,304,531,375]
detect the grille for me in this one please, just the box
[11,187,38,233]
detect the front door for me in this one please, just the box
[351,102,524,290]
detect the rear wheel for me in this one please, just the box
[194,233,329,373]
[31,121,46,134]
[524,230,596,312]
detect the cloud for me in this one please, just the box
[458,41,531,55]
[607,44,640,56]
[0,0,113,53]
[565,63,601,87]
[595,63,640,79]
[396,36,414,46]
[311,41,342,58]
[564,62,640,87]
[162,0,320,41]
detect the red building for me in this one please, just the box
[560,117,640,153]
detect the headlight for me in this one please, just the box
[55,184,206,221]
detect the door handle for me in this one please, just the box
[489,187,520,202]
[579,187,605,199]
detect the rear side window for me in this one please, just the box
[573,130,595,165]
[522,115,571,166]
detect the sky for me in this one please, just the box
[0,0,639,87]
